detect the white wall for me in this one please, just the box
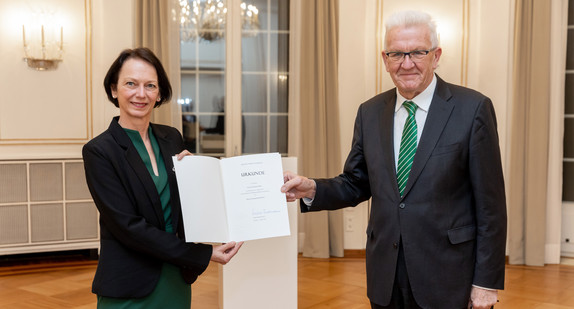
[91,0,134,136]
[0,0,134,159]
[466,0,514,170]
[550,0,568,261]
[338,0,377,249]
[0,0,89,159]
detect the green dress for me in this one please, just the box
[97,127,191,309]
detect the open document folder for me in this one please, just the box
[172,152,291,243]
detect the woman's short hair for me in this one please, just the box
[384,10,439,50]
[103,47,172,108]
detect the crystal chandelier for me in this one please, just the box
[179,0,260,42]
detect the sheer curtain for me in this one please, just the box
[298,0,344,258]
[135,0,182,129]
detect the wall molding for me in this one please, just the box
[0,0,92,145]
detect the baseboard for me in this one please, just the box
[546,243,561,264]
[344,249,366,258]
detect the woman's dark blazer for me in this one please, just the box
[82,117,212,298]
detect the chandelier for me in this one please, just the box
[179,0,260,42]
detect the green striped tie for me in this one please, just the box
[397,101,418,197]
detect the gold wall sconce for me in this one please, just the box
[22,24,63,71]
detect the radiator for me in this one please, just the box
[0,160,99,255]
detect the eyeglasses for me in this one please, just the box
[385,49,435,62]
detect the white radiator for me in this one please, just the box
[0,160,99,255]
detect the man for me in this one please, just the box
[282,10,506,309]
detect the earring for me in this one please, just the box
[112,95,117,99]
[157,97,161,102]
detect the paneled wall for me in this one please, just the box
[0,0,134,255]
[0,0,91,159]
[0,0,134,160]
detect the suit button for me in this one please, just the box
[399,203,405,209]
[393,243,398,249]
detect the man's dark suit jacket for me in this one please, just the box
[303,76,507,308]
[83,117,212,298]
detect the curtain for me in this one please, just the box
[507,0,552,266]
[299,0,344,258]
[135,0,182,129]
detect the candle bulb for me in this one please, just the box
[41,25,45,59]
[60,26,63,50]
[22,25,26,45]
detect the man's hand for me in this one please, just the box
[468,286,498,309]
[281,171,317,202]
[210,241,243,265]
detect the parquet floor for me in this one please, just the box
[1,255,574,308]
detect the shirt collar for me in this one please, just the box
[394,74,437,113]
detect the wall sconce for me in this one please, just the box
[22,24,63,71]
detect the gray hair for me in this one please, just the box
[384,10,439,50]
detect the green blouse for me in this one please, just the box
[124,127,173,233]
[97,126,191,309]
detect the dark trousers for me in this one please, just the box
[371,242,422,309]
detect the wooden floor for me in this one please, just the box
[1,255,574,308]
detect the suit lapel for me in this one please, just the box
[152,124,182,230]
[381,90,401,197]
[125,147,164,224]
[377,89,400,197]
[110,118,165,226]
[401,78,454,199]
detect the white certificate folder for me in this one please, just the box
[172,153,291,243]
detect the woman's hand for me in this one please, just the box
[211,241,244,265]
[176,149,193,160]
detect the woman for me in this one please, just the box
[83,47,242,308]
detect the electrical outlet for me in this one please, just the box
[345,216,354,232]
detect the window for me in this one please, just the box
[564,0,574,201]
[179,0,290,157]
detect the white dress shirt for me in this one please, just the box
[393,74,437,170]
